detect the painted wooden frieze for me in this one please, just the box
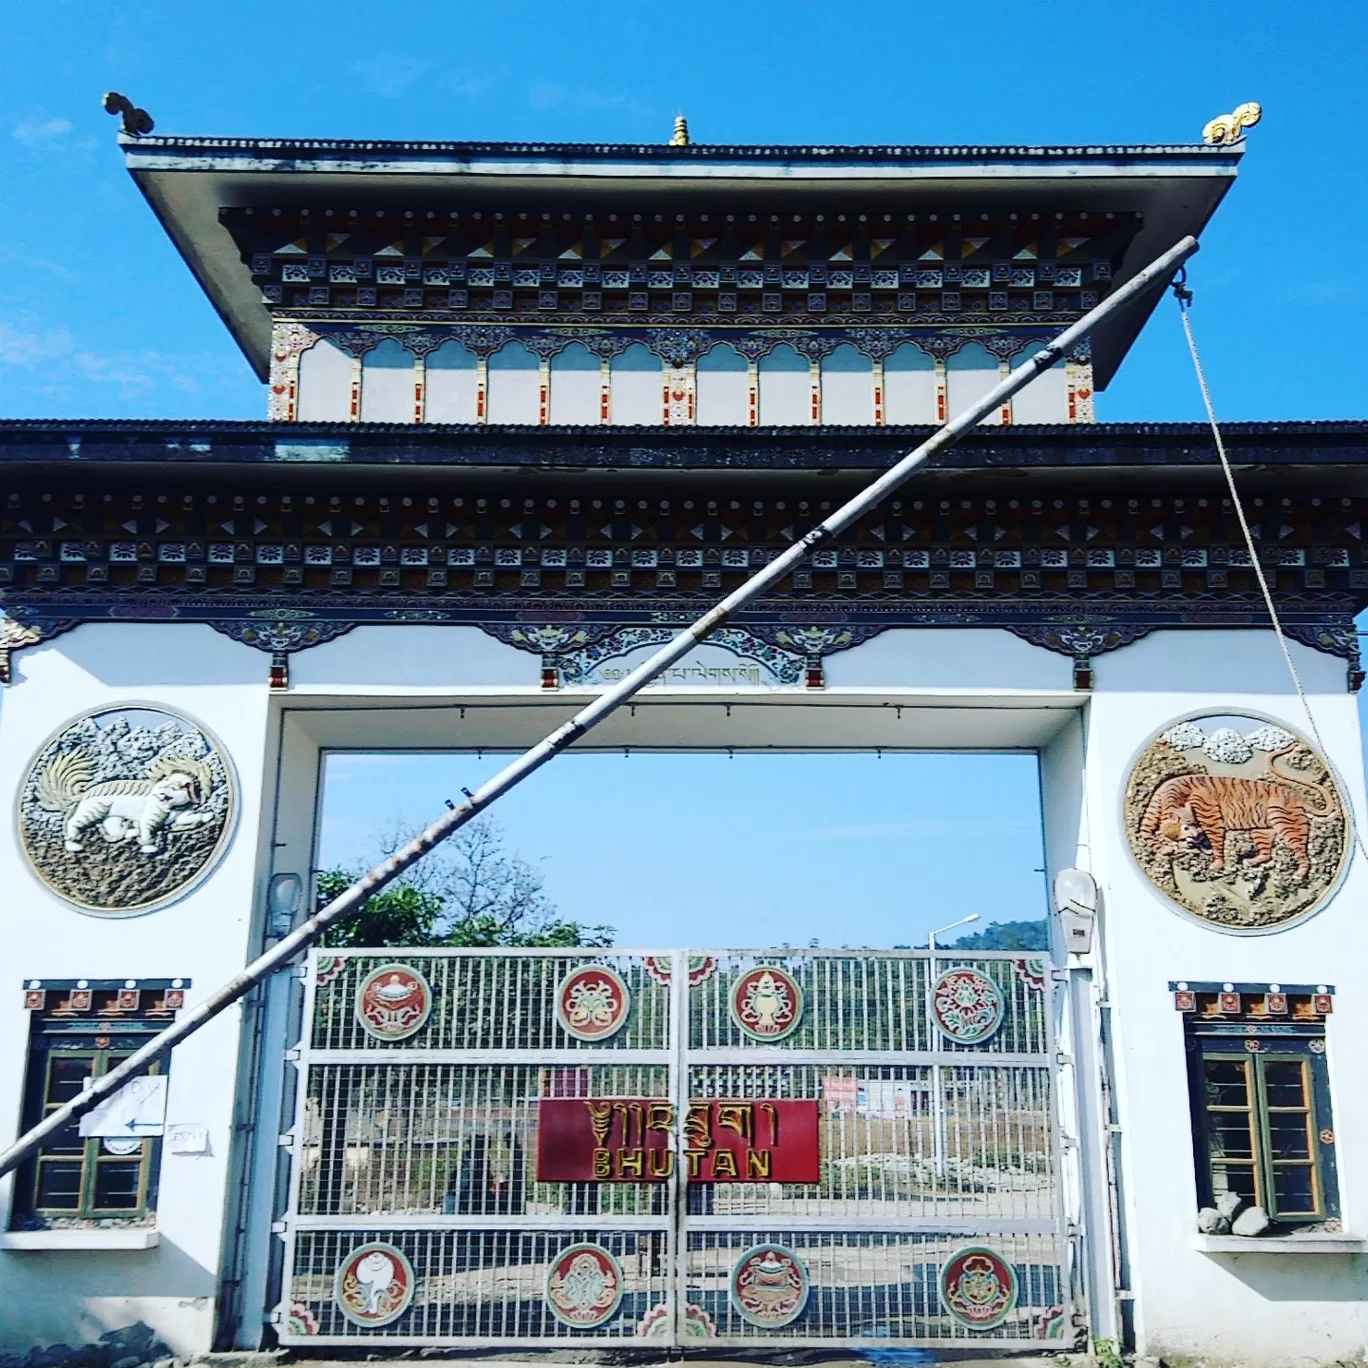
[18,706,234,917]
[1123,714,1349,932]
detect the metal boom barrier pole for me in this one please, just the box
[0,234,1199,1182]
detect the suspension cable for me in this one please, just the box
[1174,274,1366,861]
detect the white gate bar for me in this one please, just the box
[0,234,1198,1181]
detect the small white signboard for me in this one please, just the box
[77,1075,168,1139]
[167,1123,210,1156]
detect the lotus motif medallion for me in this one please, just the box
[931,969,1004,1044]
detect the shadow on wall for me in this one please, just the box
[16,625,266,690]
[0,1323,170,1368]
[1171,1251,1368,1305]
[1090,630,1349,695]
[0,1235,216,1355]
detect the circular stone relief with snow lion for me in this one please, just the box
[1123,713,1349,933]
[17,706,236,917]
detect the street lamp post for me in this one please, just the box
[926,914,980,1181]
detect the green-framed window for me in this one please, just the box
[20,1047,162,1220]
[9,983,185,1230]
[1188,1036,1337,1224]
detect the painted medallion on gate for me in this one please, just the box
[730,966,804,1042]
[939,1245,1018,1331]
[333,1241,416,1327]
[931,969,1004,1044]
[17,706,235,917]
[555,964,631,1042]
[729,1244,810,1328]
[1123,714,1349,933]
[545,1242,624,1328]
[355,964,433,1042]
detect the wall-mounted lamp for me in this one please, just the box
[267,872,304,936]
[1053,868,1098,955]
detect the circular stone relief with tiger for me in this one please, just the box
[1123,713,1349,933]
[18,706,236,917]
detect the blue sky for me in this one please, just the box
[1,0,1365,421]
[317,752,1046,949]
[2,2,1364,947]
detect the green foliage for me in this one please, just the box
[950,918,1050,951]
[315,818,614,949]
[316,870,443,947]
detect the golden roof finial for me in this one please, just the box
[1202,101,1261,146]
[669,114,690,147]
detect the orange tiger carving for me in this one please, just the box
[1141,747,1333,882]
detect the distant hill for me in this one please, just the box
[948,919,1049,951]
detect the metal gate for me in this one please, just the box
[275,948,1078,1349]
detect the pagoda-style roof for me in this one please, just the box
[121,134,1243,390]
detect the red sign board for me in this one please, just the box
[536,1098,820,1183]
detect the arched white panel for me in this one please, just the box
[486,341,540,424]
[1010,349,1069,424]
[758,343,812,426]
[695,344,749,426]
[359,338,416,423]
[424,340,478,424]
[549,342,601,425]
[946,342,1002,426]
[296,338,353,422]
[883,344,936,425]
[820,343,874,425]
[610,343,663,425]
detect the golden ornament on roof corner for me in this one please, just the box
[1202,102,1261,146]
[669,114,690,147]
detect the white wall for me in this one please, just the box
[486,342,540,424]
[695,344,748,426]
[548,342,600,425]
[1041,629,1368,1368]
[820,343,874,425]
[758,344,812,425]
[946,342,1002,426]
[1010,351,1069,425]
[295,339,351,422]
[0,626,275,1358]
[609,343,663,425]
[424,340,478,424]
[883,344,936,425]
[359,339,415,423]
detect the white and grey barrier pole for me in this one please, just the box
[0,233,1199,1182]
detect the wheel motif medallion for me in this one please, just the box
[333,1241,415,1327]
[355,964,433,1042]
[545,1242,624,1328]
[729,1244,810,1328]
[940,1245,1019,1331]
[555,964,631,1042]
[931,968,1004,1044]
[730,966,804,1042]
